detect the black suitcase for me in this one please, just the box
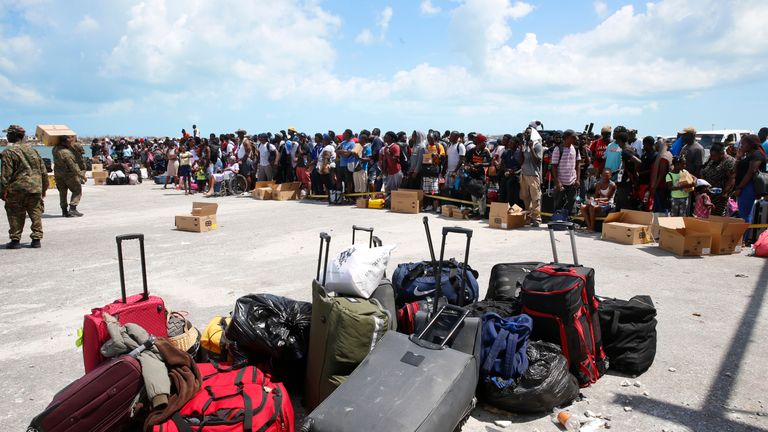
[303,226,482,432]
[486,262,544,302]
[520,221,606,386]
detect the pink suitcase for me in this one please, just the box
[28,340,154,432]
[82,234,167,373]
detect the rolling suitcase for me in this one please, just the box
[304,232,392,410]
[82,234,167,373]
[521,222,606,386]
[748,199,768,244]
[28,338,154,432]
[485,262,544,302]
[303,227,482,432]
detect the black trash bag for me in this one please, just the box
[478,341,579,414]
[466,299,521,319]
[226,294,312,388]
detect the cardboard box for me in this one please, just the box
[35,125,77,146]
[602,210,655,245]
[391,190,421,214]
[398,188,424,203]
[254,180,276,189]
[356,198,369,208]
[422,153,433,164]
[489,203,527,229]
[271,182,302,201]
[442,205,457,217]
[92,171,108,185]
[175,202,218,233]
[252,187,273,200]
[92,164,104,172]
[705,216,749,255]
[657,217,712,256]
[452,208,471,220]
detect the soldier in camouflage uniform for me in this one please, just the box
[0,125,48,249]
[53,135,86,217]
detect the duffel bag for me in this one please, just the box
[392,259,479,306]
[598,295,657,375]
[396,296,447,335]
[153,362,294,432]
[480,313,533,381]
[478,341,580,414]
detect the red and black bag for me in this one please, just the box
[153,362,294,432]
[520,222,606,387]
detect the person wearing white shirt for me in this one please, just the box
[256,133,276,181]
[445,131,466,194]
[629,129,643,157]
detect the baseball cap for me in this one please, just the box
[680,126,696,134]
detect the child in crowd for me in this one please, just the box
[666,157,695,216]
[693,179,715,218]
[194,164,207,194]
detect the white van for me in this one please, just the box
[696,129,753,149]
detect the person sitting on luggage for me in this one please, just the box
[580,169,616,232]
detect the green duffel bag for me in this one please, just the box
[304,234,392,411]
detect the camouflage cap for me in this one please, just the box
[3,125,25,135]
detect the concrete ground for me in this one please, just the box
[1,181,767,432]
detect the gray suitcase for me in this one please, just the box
[303,227,481,432]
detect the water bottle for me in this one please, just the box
[552,409,580,431]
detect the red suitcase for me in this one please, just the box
[82,234,167,373]
[28,339,153,432]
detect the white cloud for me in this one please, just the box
[355,6,394,45]
[0,74,44,104]
[420,0,441,15]
[355,29,375,45]
[76,15,99,33]
[379,6,393,31]
[594,0,608,16]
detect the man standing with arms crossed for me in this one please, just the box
[0,125,48,249]
[519,125,544,227]
[551,129,581,216]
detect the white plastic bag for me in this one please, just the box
[324,244,396,298]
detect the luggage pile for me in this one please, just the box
[28,221,659,432]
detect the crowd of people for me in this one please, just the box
[87,122,768,229]
[4,121,767,249]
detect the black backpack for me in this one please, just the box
[521,264,607,386]
[597,295,657,375]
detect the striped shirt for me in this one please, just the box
[551,145,581,186]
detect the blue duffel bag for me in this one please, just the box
[480,313,533,382]
[392,259,479,306]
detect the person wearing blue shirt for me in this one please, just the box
[604,140,622,177]
[759,128,768,169]
[338,129,357,194]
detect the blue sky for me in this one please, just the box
[0,0,766,137]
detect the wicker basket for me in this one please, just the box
[167,312,200,354]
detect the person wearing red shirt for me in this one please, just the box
[590,125,612,172]
[381,131,403,193]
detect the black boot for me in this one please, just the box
[62,207,73,218]
[5,240,21,249]
[31,239,41,248]
[69,205,83,217]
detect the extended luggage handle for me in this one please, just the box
[547,222,579,265]
[422,217,436,263]
[434,226,473,314]
[116,234,149,303]
[317,232,331,285]
[371,236,383,248]
[352,225,374,248]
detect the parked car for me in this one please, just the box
[696,129,753,149]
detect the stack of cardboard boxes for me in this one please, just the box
[251,181,302,201]
[599,209,749,257]
[390,189,423,214]
[35,125,76,146]
[92,164,107,185]
[488,202,527,229]
[175,202,218,233]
